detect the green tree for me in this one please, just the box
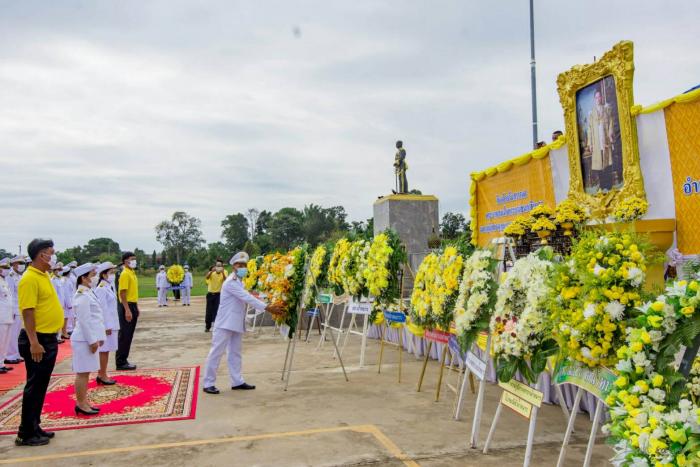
[155,211,205,264]
[83,237,121,260]
[253,233,273,254]
[206,242,228,267]
[151,250,157,268]
[242,239,261,258]
[185,247,208,269]
[269,207,304,250]
[134,248,147,269]
[440,212,467,240]
[0,249,12,259]
[221,213,249,252]
[255,210,273,236]
[57,246,84,264]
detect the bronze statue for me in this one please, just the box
[393,140,408,193]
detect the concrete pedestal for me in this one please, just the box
[373,194,440,287]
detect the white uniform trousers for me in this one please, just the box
[203,328,244,388]
[0,323,12,364]
[5,315,21,360]
[157,288,167,306]
[181,287,191,305]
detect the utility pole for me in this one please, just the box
[529,0,539,149]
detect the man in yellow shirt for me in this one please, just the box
[16,238,64,447]
[116,252,139,371]
[204,259,227,332]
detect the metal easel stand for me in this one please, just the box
[416,335,454,402]
[556,389,603,467]
[483,371,545,467]
[455,335,490,447]
[315,297,341,351]
[281,286,348,391]
[377,318,405,383]
[339,300,370,367]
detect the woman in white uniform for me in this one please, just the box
[0,258,15,374]
[71,263,106,416]
[93,262,119,385]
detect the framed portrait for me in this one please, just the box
[557,41,646,218]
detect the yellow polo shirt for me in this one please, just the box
[206,271,227,293]
[119,267,139,303]
[18,266,64,333]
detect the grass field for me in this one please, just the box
[136,272,209,298]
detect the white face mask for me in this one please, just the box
[90,275,99,288]
[45,253,57,268]
[128,260,137,269]
[17,264,26,273]
[0,269,8,278]
[107,274,116,284]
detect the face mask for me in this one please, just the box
[90,275,99,288]
[17,264,26,273]
[236,268,248,279]
[45,253,57,268]
[0,269,8,278]
[107,274,116,284]
[128,260,137,269]
[216,266,223,273]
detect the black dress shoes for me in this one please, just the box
[203,386,220,394]
[38,428,55,439]
[232,383,256,390]
[75,406,99,416]
[5,358,23,364]
[15,435,50,446]
[96,376,117,385]
[116,363,137,371]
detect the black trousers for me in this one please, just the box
[18,330,58,439]
[205,293,220,330]
[116,302,139,367]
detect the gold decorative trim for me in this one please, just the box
[374,194,438,205]
[556,40,646,219]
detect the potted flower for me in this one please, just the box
[531,216,556,245]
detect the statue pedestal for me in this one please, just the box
[373,194,440,285]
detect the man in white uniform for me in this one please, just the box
[63,261,78,334]
[49,263,66,343]
[0,258,15,373]
[202,252,282,394]
[156,266,169,307]
[181,265,193,307]
[4,255,27,365]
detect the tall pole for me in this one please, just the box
[529,0,539,149]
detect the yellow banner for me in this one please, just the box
[501,391,533,419]
[665,99,700,253]
[473,156,555,247]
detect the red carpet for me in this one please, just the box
[0,343,73,394]
[0,366,199,435]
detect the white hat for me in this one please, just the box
[159,265,165,270]
[0,258,10,267]
[52,261,64,270]
[66,261,78,268]
[73,263,95,277]
[184,265,189,270]
[229,252,249,266]
[10,255,26,264]
[96,261,116,276]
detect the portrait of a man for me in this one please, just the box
[575,75,623,194]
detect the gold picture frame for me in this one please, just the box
[556,40,645,219]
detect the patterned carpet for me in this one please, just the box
[0,366,199,435]
[0,344,73,395]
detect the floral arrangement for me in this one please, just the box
[531,216,556,233]
[613,195,649,223]
[166,265,184,285]
[605,279,700,466]
[409,246,464,330]
[363,230,406,321]
[243,258,259,290]
[245,247,308,336]
[328,238,351,295]
[555,199,588,225]
[530,204,554,219]
[339,240,370,298]
[550,232,649,368]
[489,249,557,383]
[303,245,330,309]
[454,248,499,351]
[504,214,534,238]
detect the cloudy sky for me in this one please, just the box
[1,1,698,254]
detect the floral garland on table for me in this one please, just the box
[550,231,650,368]
[605,279,700,466]
[454,248,499,351]
[166,265,184,285]
[409,246,464,331]
[363,230,406,323]
[489,249,557,383]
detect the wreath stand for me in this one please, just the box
[281,278,349,391]
[315,295,346,351]
[376,311,406,382]
[338,298,372,367]
[416,329,462,402]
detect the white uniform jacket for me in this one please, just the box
[7,271,21,317]
[213,275,267,333]
[62,274,75,314]
[51,275,64,309]
[0,276,13,325]
[156,271,169,289]
[182,272,193,288]
[71,285,106,345]
[93,280,120,332]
